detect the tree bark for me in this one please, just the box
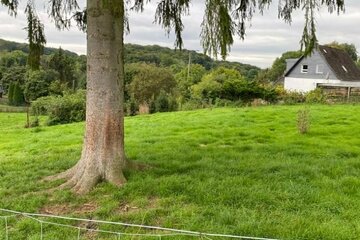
[50,0,127,194]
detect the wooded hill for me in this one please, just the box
[0,38,261,80]
[0,38,77,56]
[124,44,261,80]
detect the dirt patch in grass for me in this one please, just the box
[40,202,98,215]
[117,197,160,214]
[40,204,71,215]
[74,202,98,214]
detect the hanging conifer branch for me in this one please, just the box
[0,0,18,15]
[300,0,319,55]
[72,10,87,32]
[154,0,190,50]
[48,0,80,30]
[25,1,46,70]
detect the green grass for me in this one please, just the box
[1,105,360,239]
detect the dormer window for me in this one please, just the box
[342,65,348,73]
[301,65,308,73]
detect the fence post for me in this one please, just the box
[4,217,8,240]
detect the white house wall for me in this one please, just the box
[284,77,342,92]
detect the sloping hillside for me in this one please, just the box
[1,105,360,239]
[0,38,77,56]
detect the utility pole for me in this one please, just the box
[187,51,191,82]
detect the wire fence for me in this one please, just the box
[0,208,280,240]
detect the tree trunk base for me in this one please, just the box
[45,160,149,195]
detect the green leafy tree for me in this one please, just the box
[192,67,243,101]
[325,41,358,62]
[1,66,27,92]
[1,0,346,193]
[129,64,176,104]
[0,50,28,67]
[24,69,59,101]
[124,63,142,101]
[175,64,207,99]
[193,67,273,102]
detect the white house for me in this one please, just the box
[284,45,360,94]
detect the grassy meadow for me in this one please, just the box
[1,105,360,239]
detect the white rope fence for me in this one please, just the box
[0,208,280,240]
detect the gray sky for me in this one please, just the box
[0,1,359,68]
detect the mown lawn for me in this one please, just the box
[1,105,360,239]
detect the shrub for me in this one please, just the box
[305,88,327,103]
[168,95,178,112]
[297,108,310,134]
[155,91,169,112]
[180,99,204,111]
[281,91,306,105]
[149,97,156,114]
[31,90,86,125]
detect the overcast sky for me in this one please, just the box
[0,1,359,68]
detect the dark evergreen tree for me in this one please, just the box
[7,82,15,105]
[12,82,24,106]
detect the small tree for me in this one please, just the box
[175,64,207,99]
[129,64,176,105]
[297,108,310,134]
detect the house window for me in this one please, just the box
[316,64,324,74]
[301,65,308,73]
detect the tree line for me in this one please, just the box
[1,39,359,117]
[0,39,265,111]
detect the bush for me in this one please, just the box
[180,99,204,111]
[31,90,86,125]
[126,97,138,116]
[155,91,169,112]
[305,88,327,103]
[281,91,306,105]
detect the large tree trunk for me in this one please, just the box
[51,0,127,194]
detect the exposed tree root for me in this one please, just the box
[44,160,149,195]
